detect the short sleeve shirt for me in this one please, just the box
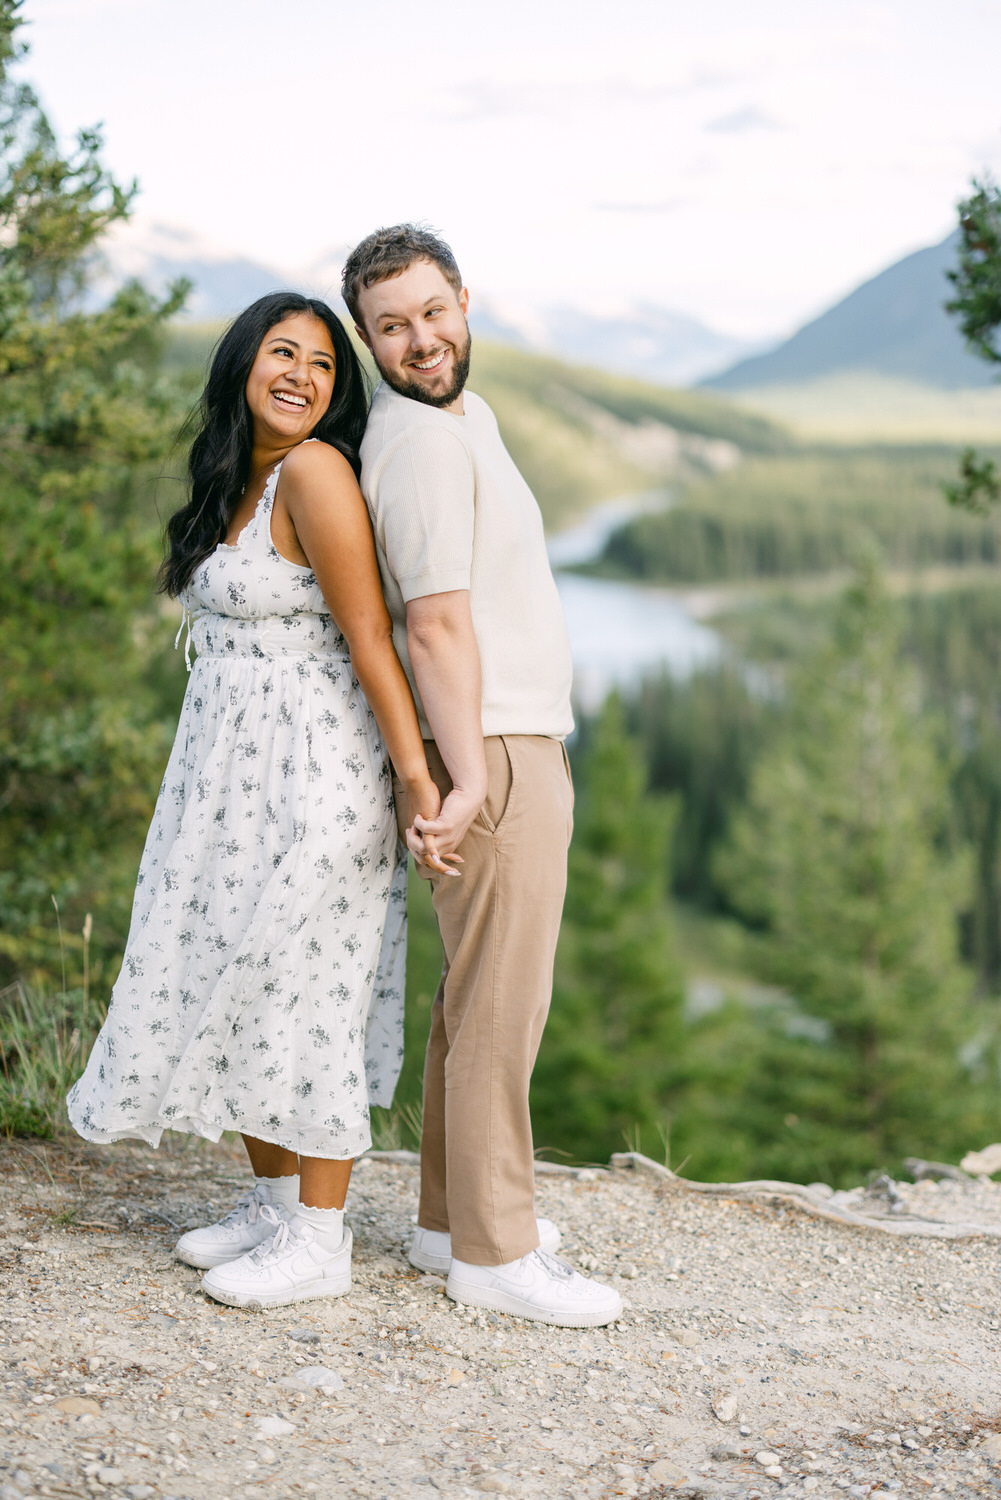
[360,383,574,740]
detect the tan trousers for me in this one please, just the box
[401,736,573,1266]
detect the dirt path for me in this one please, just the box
[2,1135,1001,1499]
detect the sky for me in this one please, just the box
[16,0,1001,339]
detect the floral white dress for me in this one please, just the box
[68,453,407,1159]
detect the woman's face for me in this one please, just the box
[245,312,337,446]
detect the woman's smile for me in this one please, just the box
[271,387,310,411]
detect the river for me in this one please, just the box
[547,492,721,710]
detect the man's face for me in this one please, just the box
[355,259,471,412]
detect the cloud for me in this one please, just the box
[705,104,785,134]
[594,197,690,214]
[436,68,754,124]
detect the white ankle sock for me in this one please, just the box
[294,1202,345,1250]
[256,1174,299,1212]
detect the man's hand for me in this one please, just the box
[401,775,461,878]
[409,785,482,865]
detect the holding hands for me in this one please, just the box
[406,781,486,877]
[401,775,461,879]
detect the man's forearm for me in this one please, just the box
[407,594,487,801]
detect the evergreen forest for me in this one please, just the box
[4,0,1001,1188]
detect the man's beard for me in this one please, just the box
[377,326,472,409]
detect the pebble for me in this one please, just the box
[53,1396,101,1415]
[755,1451,781,1466]
[647,1458,687,1482]
[712,1391,738,1422]
[285,1364,344,1391]
[255,1416,296,1437]
[288,1328,321,1345]
[476,1479,514,1494]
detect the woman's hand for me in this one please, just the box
[409,783,484,871]
[403,776,462,878]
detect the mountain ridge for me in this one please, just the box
[104,219,755,387]
[704,233,995,392]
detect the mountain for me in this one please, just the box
[95,221,288,319]
[102,220,753,386]
[704,232,995,391]
[470,300,756,387]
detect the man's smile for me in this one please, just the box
[410,349,449,373]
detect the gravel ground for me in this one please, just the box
[2,1135,1001,1500]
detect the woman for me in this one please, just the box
[68,292,448,1310]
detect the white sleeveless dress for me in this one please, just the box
[68,454,407,1159]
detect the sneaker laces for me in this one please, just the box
[533,1249,576,1281]
[219,1184,268,1229]
[247,1203,307,1265]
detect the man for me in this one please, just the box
[341,225,621,1327]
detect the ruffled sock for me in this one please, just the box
[256,1174,300,1213]
[293,1202,345,1251]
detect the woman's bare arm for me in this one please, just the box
[276,441,453,867]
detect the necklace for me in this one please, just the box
[241,459,279,497]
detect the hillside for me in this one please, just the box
[718,372,1001,445]
[705,232,995,392]
[592,444,1001,586]
[166,325,789,532]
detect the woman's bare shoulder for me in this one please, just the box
[281,439,358,492]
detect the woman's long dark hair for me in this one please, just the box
[158,292,369,597]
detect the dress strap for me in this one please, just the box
[254,438,321,545]
[174,600,195,672]
[254,459,284,529]
[173,594,210,672]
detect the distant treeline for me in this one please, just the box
[596,448,1001,583]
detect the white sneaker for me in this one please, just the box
[446,1248,623,1327]
[175,1183,290,1270]
[408,1217,561,1275]
[200,1205,352,1310]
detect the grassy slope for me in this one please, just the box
[165,322,789,532]
[469,343,788,530]
[724,372,1001,444]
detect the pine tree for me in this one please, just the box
[531,697,687,1163]
[0,0,189,989]
[945,177,1001,512]
[715,563,995,1182]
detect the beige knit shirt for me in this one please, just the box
[360,382,574,741]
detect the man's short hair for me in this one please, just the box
[341,224,462,324]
